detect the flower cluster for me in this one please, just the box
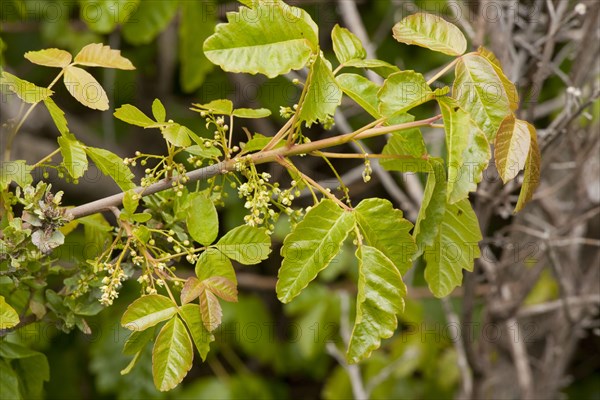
[99,263,127,306]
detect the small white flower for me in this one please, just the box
[575,3,587,15]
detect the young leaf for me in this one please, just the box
[122,190,139,215]
[423,199,482,297]
[24,48,72,68]
[1,71,53,103]
[196,248,237,284]
[181,277,204,305]
[214,225,271,265]
[43,98,69,135]
[121,295,178,331]
[179,304,214,361]
[152,317,194,391]
[241,133,284,153]
[161,123,193,147]
[380,114,431,173]
[123,0,179,45]
[478,47,519,111]
[199,289,222,332]
[453,53,511,141]
[354,198,416,275]
[0,295,19,329]
[392,13,467,56]
[336,73,380,118]
[344,59,400,78]
[232,108,272,119]
[0,160,33,190]
[57,133,88,179]
[74,43,135,70]
[152,98,166,122]
[299,54,342,127]
[179,0,215,92]
[277,199,355,303]
[494,115,531,183]
[347,245,406,363]
[413,158,447,256]
[63,66,109,110]
[378,71,433,117]
[190,99,234,115]
[203,0,318,78]
[203,276,238,302]
[123,327,155,355]
[438,97,490,203]
[332,24,366,64]
[85,147,135,191]
[185,145,222,159]
[186,192,219,246]
[515,122,541,213]
[114,104,155,127]
[120,351,142,376]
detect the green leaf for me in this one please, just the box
[0,342,50,399]
[494,115,531,183]
[380,113,431,173]
[378,71,433,117]
[63,65,109,110]
[0,359,20,400]
[354,198,416,275]
[0,295,19,329]
[74,43,135,70]
[185,145,222,159]
[120,351,141,376]
[181,277,204,305]
[232,108,271,119]
[179,304,214,361]
[0,160,33,190]
[114,104,155,127]
[299,54,342,127]
[203,276,238,302]
[122,0,179,45]
[453,53,511,141]
[1,71,53,103]
[152,98,166,122]
[43,97,69,135]
[347,245,406,363]
[121,295,178,331]
[438,97,490,203]
[199,288,222,332]
[478,47,519,111]
[123,327,155,355]
[186,192,219,246]
[424,198,482,297]
[122,190,139,215]
[85,147,135,191]
[79,0,139,34]
[57,133,88,179]
[152,317,193,392]
[336,73,380,118]
[203,0,318,78]
[413,158,447,256]
[332,24,366,64]
[214,225,271,265]
[24,48,72,68]
[195,248,237,284]
[344,59,400,78]
[277,199,355,303]
[241,133,284,153]
[179,0,215,92]
[190,99,234,115]
[515,122,541,213]
[392,13,467,56]
[161,123,193,148]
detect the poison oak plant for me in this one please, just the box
[0,0,541,394]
